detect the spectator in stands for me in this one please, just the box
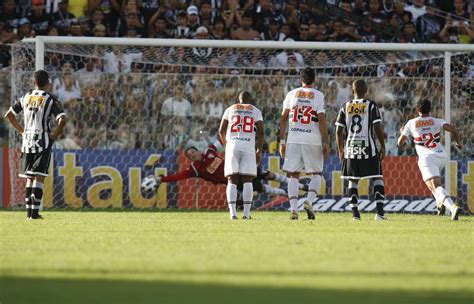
[352,0,366,16]
[231,11,260,40]
[210,16,229,39]
[148,17,170,38]
[295,21,312,41]
[51,0,76,35]
[451,0,469,21]
[405,0,427,23]
[439,16,473,43]
[1,0,20,32]
[53,61,80,93]
[416,4,443,42]
[297,0,314,25]
[171,11,190,38]
[252,0,285,33]
[358,21,378,42]
[87,0,120,35]
[329,18,360,42]
[186,5,201,35]
[140,0,161,25]
[364,0,389,25]
[17,18,34,39]
[69,19,83,36]
[199,1,215,28]
[390,0,413,25]
[379,93,403,156]
[92,24,107,36]
[79,15,92,36]
[90,8,108,32]
[103,45,143,73]
[55,73,82,103]
[28,0,51,36]
[117,0,146,37]
[191,26,217,65]
[68,0,87,18]
[261,18,285,41]
[400,22,418,42]
[77,57,102,86]
[281,0,299,29]
[161,83,192,118]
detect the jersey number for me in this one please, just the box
[421,132,437,148]
[230,115,254,133]
[291,105,313,125]
[350,115,362,134]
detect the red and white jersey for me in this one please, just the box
[283,86,325,145]
[402,116,447,157]
[221,103,263,154]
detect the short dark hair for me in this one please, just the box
[185,146,198,154]
[300,67,315,85]
[417,99,431,114]
[239,90,252,103]
[352,79,367,96]
[34,70,49,88]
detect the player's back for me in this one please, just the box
[403,116,446,157]
[15,89,62,153]
[284,86,325,145]
[336,98,381,159]
[223,103,263,154]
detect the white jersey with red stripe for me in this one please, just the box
[283,86,325,145]
[401,116,447,158]
[221,103,263,154]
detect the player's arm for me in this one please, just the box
[218,118,228,146]
[279,108,289,158]
[50,99,67,141]
[4,110,24,134]
[255,120,264,164]
[161,167,196,183]
[397,124,408,147]
[335,125,344,161]
[443,123,462,149]
[317,112,330,159]
[374,122,386,161]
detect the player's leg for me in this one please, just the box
[227,175,239,220]
[282,144,304,220]
[255,169,287,195]
[241,175,254,219]
[25,178,34,219]
[267,171,306,190]
[373,178,387,220]
[427,177,460,220]
[31,175,45,219]
[348,179,361,220]
[301,145,323,220]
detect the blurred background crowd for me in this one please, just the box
[0,0,472,156]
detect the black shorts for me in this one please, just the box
[341,155,383,180]
[19,149,52,178]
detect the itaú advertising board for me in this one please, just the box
[5,150,473,213]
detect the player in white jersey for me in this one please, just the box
[4,70,67,219]
[279,67,330,220]
[335,80,387,221]
[219,91,264,220]
[397,99,462,220]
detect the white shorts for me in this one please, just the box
[224,149,257,177]
[283,144,323,174]
[418,154,446,182]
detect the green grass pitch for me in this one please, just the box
[0,210,472,304]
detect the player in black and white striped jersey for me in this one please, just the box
[335,80,387,221]
[4,70,67,219]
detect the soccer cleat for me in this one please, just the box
[451,206,461,221]
[290,211,299,220]
[437,203,446,216]
[303,202,315,220]
[231,215,238,220]
[242,215,252,220]
[375,213,388,221]
[352,216,361,221]
[300,184,309,192]
[30,214,44,220]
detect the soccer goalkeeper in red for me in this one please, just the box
[144,141,303,195]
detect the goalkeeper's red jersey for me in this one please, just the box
[161,144,226,185]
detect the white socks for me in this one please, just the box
[272,172,288,184]
[242,182,253,218]
[263,184,287,195]
[306,175,321,203]
[288,177,299,212]
[226,183,237,218]
[434,186,455,213]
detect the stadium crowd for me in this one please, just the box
[0,0,472,156]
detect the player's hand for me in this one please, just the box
[378,146,386,161]
[453,142,463,150]
[279,143,286,158]
[256,151,262,164]
[323,143,329,159]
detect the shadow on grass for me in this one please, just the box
[0,276,471,304]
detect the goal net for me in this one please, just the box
[7,37,473,214]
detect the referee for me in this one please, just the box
[5,70,67,219]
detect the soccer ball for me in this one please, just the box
[141,175,159,193]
